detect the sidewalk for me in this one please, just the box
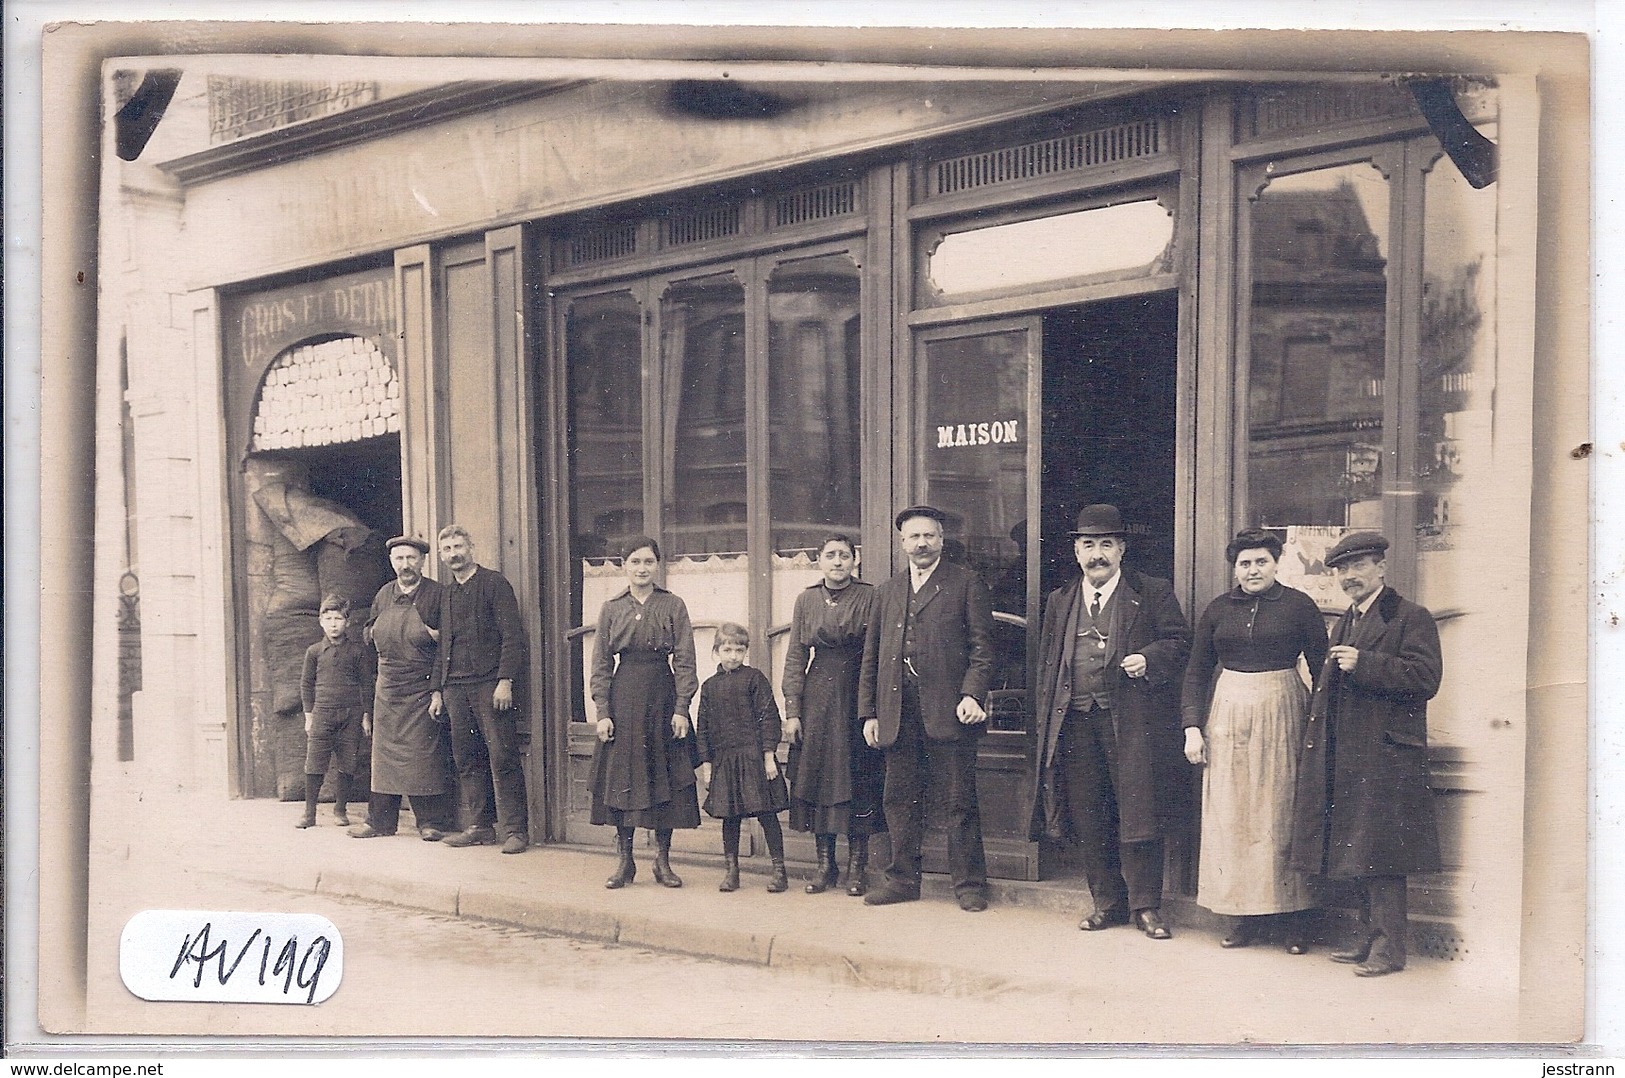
[89,793,1514,1045]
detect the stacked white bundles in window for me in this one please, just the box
[251,336,401,450]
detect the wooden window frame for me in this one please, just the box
[1232,134,1444,599]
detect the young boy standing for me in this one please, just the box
[297,594,374,829]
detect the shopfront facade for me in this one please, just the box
[106,66,1558,991]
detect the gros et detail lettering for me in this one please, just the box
[935,419,1021,449]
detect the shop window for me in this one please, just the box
[766,253,865,674]
[1243,158,1393,602]
[1410,129,1501,762]
[660,274,748,557]
[1239,136,1495,609]
[560,245,866,735]
[1417,135,1496,561]
[767,253,862,554]
[566,290,645,565]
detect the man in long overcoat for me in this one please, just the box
[1289,531,1442,977]
[858,505,996,912]
[1030,505,1192,939]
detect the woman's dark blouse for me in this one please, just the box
[1180,582,1329,729]
[696,665,782,761]
[780,581,876,719]
[589,585,700,715]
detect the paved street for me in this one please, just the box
[103,868,1110,1044]
[78,786,1515,1045]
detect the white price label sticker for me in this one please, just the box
[120,910,343,1004]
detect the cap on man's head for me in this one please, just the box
[1324,531,1389,568]
[894,504,948,531]
[386,535,431,555]
[1069,504,1127,538]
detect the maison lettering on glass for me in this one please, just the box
[934,420,1022,449]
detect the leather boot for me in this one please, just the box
[767,858,789,893]
[1330,933,1375,964]
[605,828,636,889]
[1220,915,1256,949]
[1283,910,1313,955]
[719,854,740,892]
[805,834,839,893]
[331,772,351,827]
[652,829,683,888]
[297,776,320,829]
[845,835,869,897]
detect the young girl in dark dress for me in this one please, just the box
[697,623,791,893]
[588,537,702,889]
[781,534,885,895]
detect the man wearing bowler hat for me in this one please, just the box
[1030,505,1192,939]
[1289,531,1442,977]
[858,505,996,912]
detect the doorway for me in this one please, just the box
[909,289,1181,881]
[1035,290,1181,880]
[1040,292,1179,598]
[239,433,403,800]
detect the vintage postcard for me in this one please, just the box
[19,7,1599,1052]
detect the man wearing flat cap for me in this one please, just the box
[858,505,996,911]
[1030,505,1192,939]
[350,536,459,841]
[1289,531,1443,977]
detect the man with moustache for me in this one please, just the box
[1030,505,1192,940]
[858,505,996,912]
[431,524,531,854]
[350,536,459,841]
[1289,532,1442,977]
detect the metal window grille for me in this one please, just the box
[663,204,742,248]
[771,181,859,228]
[928,119,1167,197]
[565,222,639,266]
[1246,84,1418,141]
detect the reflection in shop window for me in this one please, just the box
[768,254,862,556]
[567,291,645,563]
[1247,162,1391,534]
[661,274,747,557]
[922,330,1028,584]
[1418,138,1496,556]
[921,328,1030,730]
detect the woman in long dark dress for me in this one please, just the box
[1182,528,1329,952]
[588,536,702,889]
[781,534,886,895]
